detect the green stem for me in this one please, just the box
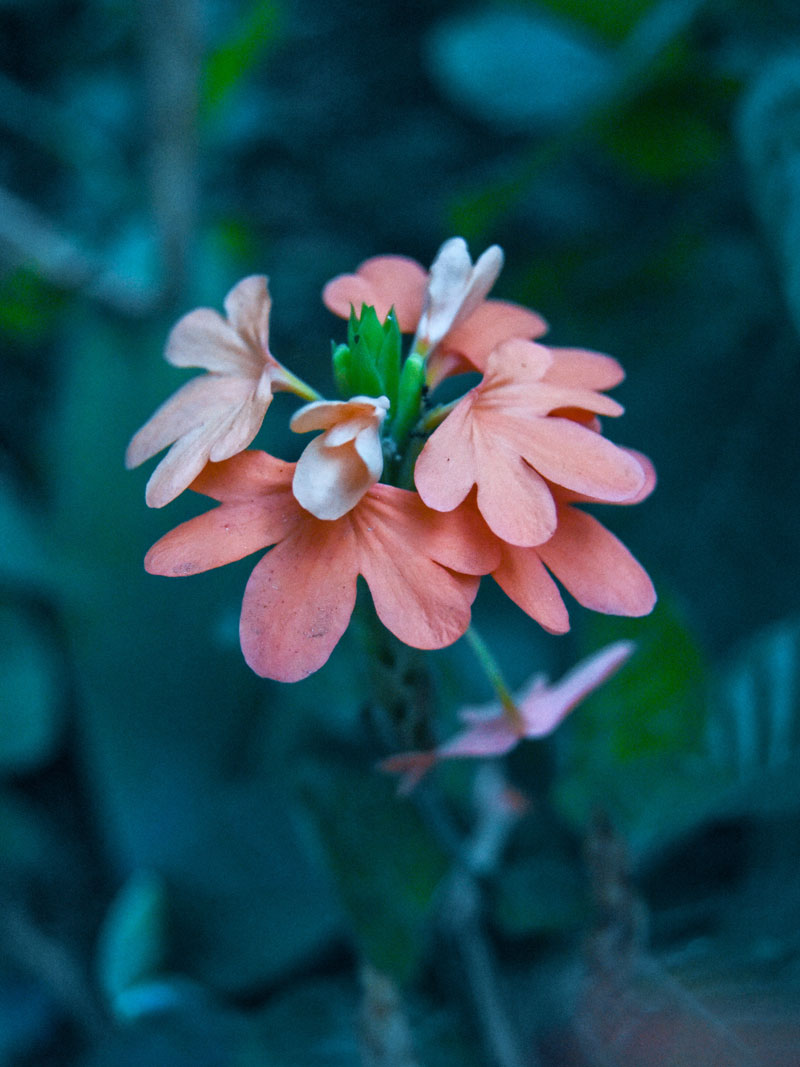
[276,365,323,403]
[464,626,524,731]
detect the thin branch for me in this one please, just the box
[138,0,203,304]
[0,896,106,1039]
[0,184,159,316]
[433,766,536,1067]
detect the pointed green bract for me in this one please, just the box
[391,349,426,450]
[330,305,404,411]
[331,342,353,400]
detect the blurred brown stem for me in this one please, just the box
[138,0,202,305]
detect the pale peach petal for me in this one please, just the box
[143,425,218,509]
[559,448,656,506]
[207,393,271,462]
[484,338,553,383]
[292,436,377,520]
[537,505,656,617]
[291,396,388,520]
[322,255,428,331]
[416,239,503,348]
[222,275,271,355]
[240,519,360,682]
[125,375,244,468]
[290,396,388,436]
[165,308,259,376]
[492,545,570,634]
[502,383,624,419]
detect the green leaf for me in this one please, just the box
[300,755,449,983]
[553,598,713,856]
[201,0,282,120]
[426,8,614,133]
[491,853,587,936]
[97,870,169,1014]
[0,601,64,775]
[737,55,800,338]
[47,309,339,994]
[704,616,800,815]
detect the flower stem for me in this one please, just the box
[464,626,524,731]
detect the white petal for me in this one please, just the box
[417,238,504,349]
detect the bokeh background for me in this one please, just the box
[2,0,800,1063]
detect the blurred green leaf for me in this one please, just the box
[737,54,800,339]
[202,0,281,120]
[300,755,448,983]
[96,870,168,1016]
[0,790,55,886]
[426,8,614,133]
[605,90,726,181]
[256,976,360,1065]
[491,853,586,937]
[553,598,714,855]
[532,0,658,43]
[704,616,800,815]
[0,976,58,1066]
[0,267,62,344]
[0,601,63,775]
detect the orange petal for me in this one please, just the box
[191,450,294,502]
[145,453,298,570]
[355,490,480,650]
[520,418,646,502]
[145,500,279,575]
[413,396,479,512]
[240,518,360,682]
[537,505,656,617]
[492,544,570,633]
[322,255,428,331]
[441,300,549,374]
[542,347,625,390]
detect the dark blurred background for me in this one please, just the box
[2,0,800,1063]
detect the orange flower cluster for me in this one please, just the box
[129,240,655,682]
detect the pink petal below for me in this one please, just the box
[381,640,635,793]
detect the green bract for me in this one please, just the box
[333,304,402,407]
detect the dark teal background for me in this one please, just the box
[2,0,800,1062]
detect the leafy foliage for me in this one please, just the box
[2,0,800,1061]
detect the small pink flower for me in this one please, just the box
[381,641,635,793]
[290,395,390,520]
[322,239,547,384]
[126,276,313,507]
[144,451,500,682]
[414,339,646,548]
